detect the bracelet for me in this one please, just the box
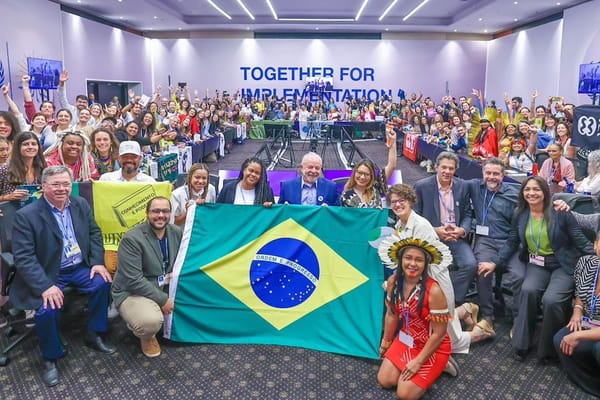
[574,304,584,311]
[380,339,393,348]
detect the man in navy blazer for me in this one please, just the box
[12,166,115,387]
[413,151,477,306]
[278,152,339,206]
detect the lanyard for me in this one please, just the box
[52,206,74,243]
[157,236,169,275]
[591,263,600,317]
[401,283,421,332]
[528,213,545,255]
[481,189,497,225]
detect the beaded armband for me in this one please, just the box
[426,308,452,323]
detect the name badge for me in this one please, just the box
[582,316,600,330]
[158,273,172,287]
[475,225,489,236]
[529,254,545,267]
[398,331,414,348]
[65,243,81,259]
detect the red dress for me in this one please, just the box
[384,277,452,389]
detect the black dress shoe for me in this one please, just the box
[84,332,116,355]
[42,361,59,387]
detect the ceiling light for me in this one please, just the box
[453,28,457,32]
[178,27,182,30]
[478,17,483,21]
[513,1,518,4]
[77,0,82,3]
[378,0,398,21]
[355,0,369,21]
[402,0,430,22]
[237,0,255,20]
[484,29,488,33]
[556,2,561,5]
[279,18,354,22]
[153,16,158,19]
[514,18,518,21]
[207,0,232,20]
[315,27,319,30]
[265,0,278,20]
[385,28,389,31]
[119,16,124,19]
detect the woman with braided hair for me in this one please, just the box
[44,131,99,181]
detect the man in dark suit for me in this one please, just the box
[12,166,115,387]
[111,197,182,358]
[278,152,339,206]
[413,151,477,305]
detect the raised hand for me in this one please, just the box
[1,84,9,96]
[59,70,69,82]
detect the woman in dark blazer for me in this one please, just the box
[481,176,594,361]
[217,157,274,206]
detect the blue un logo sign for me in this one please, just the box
[0,60,5,87]
[250,238,320,308]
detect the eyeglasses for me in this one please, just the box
[149,208,171,215]
[390,198,408,205]
[47,182,72,189]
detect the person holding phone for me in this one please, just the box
[0,132,47,202]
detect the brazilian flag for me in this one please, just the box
[165,203,387,359]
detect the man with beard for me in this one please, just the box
[469,158,525,337]
[99,141,155,183]
[98,140,155,311]
[278,152,339,206]
[111,197,182,358]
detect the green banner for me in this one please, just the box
[165,203,387,359]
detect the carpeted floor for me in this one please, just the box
[1,138,596,399]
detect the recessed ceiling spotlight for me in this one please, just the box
[556,2,561,4]
[246,27,250,30]
[453,28,457,32]
[178,27,182,30]
[153,16,158,19]
[77,0,82,3]
[119,16,124,19]
[385,28,389,31]
[484,29,488,33]
[117,0,122,2]
[315,27,319,30]
[514,18,518,21]
[478,17,483,21]
[513,1,518,4]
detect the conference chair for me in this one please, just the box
[535,152,549,170]
[0,201,34,366]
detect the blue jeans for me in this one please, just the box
[34,263,110,360]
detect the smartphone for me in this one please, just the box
[552,96,561,102]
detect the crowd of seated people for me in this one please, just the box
[1,71,600,398]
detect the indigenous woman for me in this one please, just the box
[377,231,452,400]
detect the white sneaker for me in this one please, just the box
[443,356,459,377]
[107,303,119,319]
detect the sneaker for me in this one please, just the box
[141,336,161,358]
[0,312,7,328]
[443,356,459,377]
[107,303,119,319]
[25,309,36,328]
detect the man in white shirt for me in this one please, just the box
[99,141,156,183]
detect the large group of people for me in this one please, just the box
[0,79,599,399]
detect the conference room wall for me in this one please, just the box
[150,38,488,104]
[0,0,64,105]
[485,19,563,108]
[559,0,600,104]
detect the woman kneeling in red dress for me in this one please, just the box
[377,233,453,399]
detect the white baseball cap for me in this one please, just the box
[119,141,142,156]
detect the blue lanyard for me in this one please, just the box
[528,214,545,255]
[481,189,497,225]
[52,206,74,243]
[401,283,420,332]
[157,236,169,275]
